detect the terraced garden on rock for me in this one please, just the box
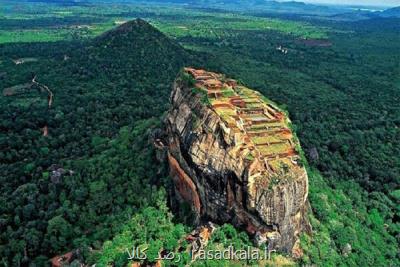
[185,67,304,183]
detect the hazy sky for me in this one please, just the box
[280,0,400,7]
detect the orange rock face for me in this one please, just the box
[168,153,201,213]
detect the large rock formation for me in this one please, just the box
[165,68,310,255]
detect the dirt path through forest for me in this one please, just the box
[32,76,53,108]
[32,76,53,136]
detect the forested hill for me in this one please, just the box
[86,19,191,79]
[0,19,196,265]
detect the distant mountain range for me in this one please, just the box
[25,0,90,6]
[330,6,400,20]
[378,6,400,17]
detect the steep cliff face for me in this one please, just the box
[165,68,310,255]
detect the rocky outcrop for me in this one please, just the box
[164,68,310,255]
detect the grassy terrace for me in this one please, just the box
[257,142,292,156]
[248,121,285,129]
[251,135,282,144]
